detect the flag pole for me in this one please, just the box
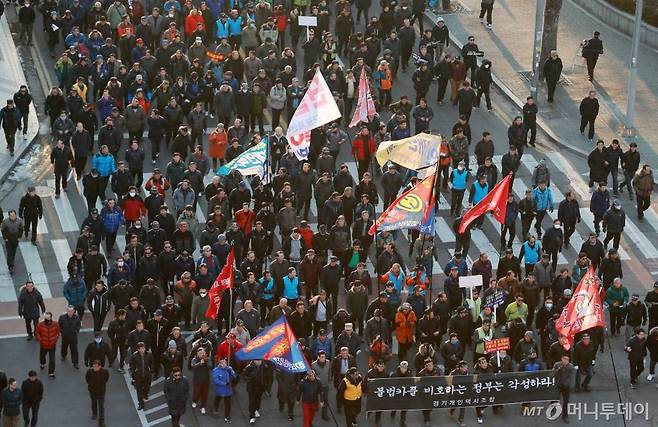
[419,147,441,304]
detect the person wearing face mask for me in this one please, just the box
[474,60,493,111]
[541,219,563,272]
[120,186,146,229]
[536,295,558,354]
[35,312,61,377]
[84,332,113,368]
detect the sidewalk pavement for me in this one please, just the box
[434,0,658,168]
[0,15,40,183]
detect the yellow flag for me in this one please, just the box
[376,133,442,170]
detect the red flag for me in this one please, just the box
[554,266,606,350]
[458,173,512,234]
[205,249,235,320]
[368,173,436,235]
[349,68,377,127]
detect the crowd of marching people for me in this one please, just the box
[0,0,657,425]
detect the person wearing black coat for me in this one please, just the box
[70,124,93,179]
[59,307,82,367]
[602,203,625,250]
[542,220,563,272]
[507,117,525,157]
[107,310,129,369]
[587,140,610,187]
[21,371,43,427]
[543,50,563,103]
[18,282,46,339]
[87,280,111,331]
[619,143,641,197]
[50,139,73,196]
[580,91,600,141]
[598,249,623,288]
[581,31,604,81]
[557,192,581,248]
[625,329,647,387]
[83,170,104,213]
[85,361,110,426]
[243,360,273,421]
[474,59,492,110]
[18,187,43,244]
[412,63,433,104]
[522,96,538,147]
[84,332,113,367]
[164,367,190,425]
[129,344,154,410]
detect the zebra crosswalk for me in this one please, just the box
[0,151,657,303]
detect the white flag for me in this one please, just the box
[287,69,341,160]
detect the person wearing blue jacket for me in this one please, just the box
[281,267,301,307]
[449,160,470,217]
[519,235,542,276]
[227,10,243,48]
[64,275,88,317]
[100,198,124,254]
[590,182,610,235]
[501,193,519,249]
[531,181,553,238]
[216,15,230,40]
[259,271,275,323]
[468,175,490,229]
[92,145,117,199]
[310,329,334,359]
[212,358,237,422]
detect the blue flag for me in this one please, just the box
[234,316,310,373]
[417,206,436,234]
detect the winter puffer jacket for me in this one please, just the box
[603,207,625,233]
[212,365,237,397]
[63,279,88,307]
[35,320,60,349]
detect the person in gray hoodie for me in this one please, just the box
[269,79,287,129]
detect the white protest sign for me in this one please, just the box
[298,15,318,41]
[459,275,483,294]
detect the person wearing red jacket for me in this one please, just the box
[185,9,206,37]
[215,333,243,370]
[234,203,256,237]
[121,186,147,227]
[351,126,377,179]
[35,312,61,377]
[299,221,314,248]
[274,5,288,50]
[144,169,171,199]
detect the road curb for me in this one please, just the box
[0,14,44,185]
[423,8,590,159]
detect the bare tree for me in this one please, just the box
[539,0,563,79]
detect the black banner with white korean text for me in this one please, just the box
[366,371,558,412]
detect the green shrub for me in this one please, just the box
[604,0,658,27]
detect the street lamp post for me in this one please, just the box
[623,0,643,138]
[531,0,546,100]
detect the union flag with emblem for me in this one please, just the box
[368,173,436,235]
[554,265,606,350]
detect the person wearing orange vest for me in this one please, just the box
[395,303,417,362]
[373,60,393,107]
[337,367,364,427]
